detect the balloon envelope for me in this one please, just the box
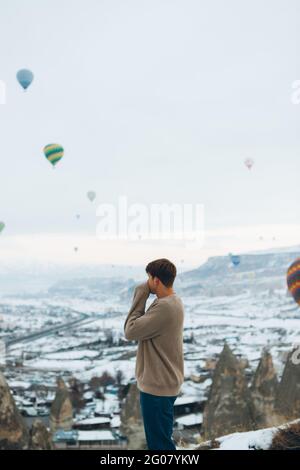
[230,254,241,266]
[43,144,64,166]
[244,158,254,170]
[87,191,96,202]
[287,258,300,306]
[17,69,34,90]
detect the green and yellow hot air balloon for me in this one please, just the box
[43,143,64,167]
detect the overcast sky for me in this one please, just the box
[0,0,299,269]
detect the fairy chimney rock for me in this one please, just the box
[0,371,29,449]
[120,382,147,450]
[202,343,253,439]
[29,419,53,449]
[250,349,279,427]
[275,347,300,420]
[50,377,73,433]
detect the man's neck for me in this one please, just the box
[156,288,175,299]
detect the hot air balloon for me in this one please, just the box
[287,258,300,306]
[16,69,34,90]
[74,246,78,253]
[87,191,96,202]
[76,214,80,220]
[0,222,5,234]
[43,144,64,167]
[230,254,240,266]
[244,158,254,170]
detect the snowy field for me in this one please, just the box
[1,252,299,392]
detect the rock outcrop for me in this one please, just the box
[29,420,53,450]
[49,377,73,433]
[202,343,254,439]
[0,371,29,449]
[275,347,300,420]
[250,349,279,427]
[119,381,147,450]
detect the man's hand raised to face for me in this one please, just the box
[134,281,151,298]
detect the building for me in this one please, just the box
[175,412,203,430]
[174,396,202,416]
[73,416,110,430]
[52,429,127,449]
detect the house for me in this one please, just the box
[52,428,127,449]
[73,416,110,430]
[175,412,203,430]
[174,396,202,416]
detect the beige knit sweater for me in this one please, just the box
[124,282,185,397]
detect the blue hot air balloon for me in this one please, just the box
[16,69,34,90]
[230,254,241,267]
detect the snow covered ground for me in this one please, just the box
[0,250,299,399]
[177,419,300,450]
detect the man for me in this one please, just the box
[124,258,185,450]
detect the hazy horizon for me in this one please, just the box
[1,0,299,267]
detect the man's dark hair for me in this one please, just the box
[145,258,177,288]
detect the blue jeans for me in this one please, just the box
[139,390,177,450]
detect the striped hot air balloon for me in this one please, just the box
[287,258,300,306]
[43,144,64,167]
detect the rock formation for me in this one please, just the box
[49,377,73,433]
[29,419,53,450]
[275,347,300,420]
[0,371,29,449]
[119,381,147,450]
[250,349,279,427]
[202,343,254,439]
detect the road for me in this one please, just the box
[5,312,91,349]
